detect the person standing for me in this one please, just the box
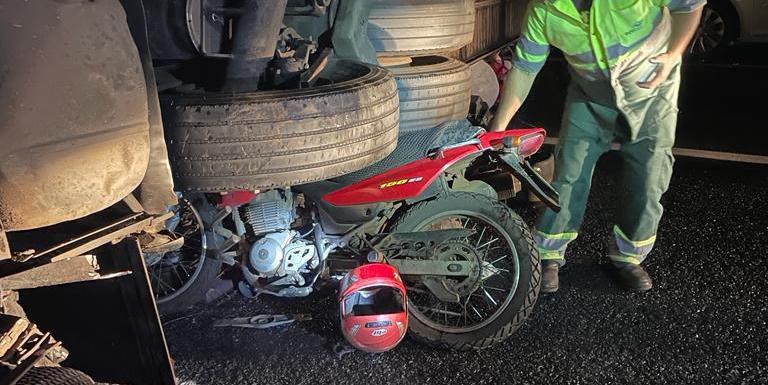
[489,0,705,292]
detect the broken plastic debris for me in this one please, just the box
[213,314,311,329]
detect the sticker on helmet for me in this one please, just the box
[365,320,392,328]
[371,328,388,337]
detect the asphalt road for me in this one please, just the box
[164,155,768,385]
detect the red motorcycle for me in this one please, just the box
[180,123,559,350]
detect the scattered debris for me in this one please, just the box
[162,313,196,327]
[332,342,356,359]
[213,314,311,330]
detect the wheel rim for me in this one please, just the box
[147,198,208,304]
[404,211,520,333]
[691,7,726,56]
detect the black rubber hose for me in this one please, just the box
[225,0,288,91]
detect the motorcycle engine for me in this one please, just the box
[238,190,318,296]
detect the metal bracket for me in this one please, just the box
[299,47,332,88]
[122,193,144,213]
[10,213,153,264]
[0,255,130,291]
[427,139,482,160]
[495,151,561,212]
[0,221,9,261]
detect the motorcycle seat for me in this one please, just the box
[333,119,484,186]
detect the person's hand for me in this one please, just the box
[637,52,681,89]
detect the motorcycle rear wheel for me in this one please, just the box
[387,191,540,350]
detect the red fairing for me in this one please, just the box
[219,190,259,207]
[323,128,546,207]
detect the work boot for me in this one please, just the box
[614,263,653,292]
[540,260,560,293]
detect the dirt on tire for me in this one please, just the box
[161,60,400,192]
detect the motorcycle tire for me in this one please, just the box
[368,0,475,56]
[388,55,471,132]
[156,257,222,316]
[143,195,224,316]
[161,60,399,192]
[388,191,540,350]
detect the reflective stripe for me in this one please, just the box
[513,34,549,74]
[518,35,550,56]
[539,249,565,261]
[613,226,656,259]
[603,11,663,62]
[668,0,706,12]
[560,8,663,74]
[608,254,642,265]
[614,226,656,247]
[569,50,597,66]
[535,231,578,260]
[511,54,546,73]
[536,231,578,240]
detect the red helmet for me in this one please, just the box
[339,263,408,353]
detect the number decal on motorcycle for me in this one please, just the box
[379,176,424,189]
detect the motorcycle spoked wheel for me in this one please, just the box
[387,191,540,350]
[146,196,222,315]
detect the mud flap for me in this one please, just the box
[331,0,378,64]
[18,238,176,385]
[122,0,178,214]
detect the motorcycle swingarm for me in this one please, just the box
[374,229,476,277]
[374,229,474,254]
[495,151,561,212]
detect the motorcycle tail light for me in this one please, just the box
[516,132,546,158]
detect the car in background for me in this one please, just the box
[691,0,768,57]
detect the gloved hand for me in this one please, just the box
[637,52,681,89]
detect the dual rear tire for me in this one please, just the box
[369,0,476,132]
[368,0,475,57]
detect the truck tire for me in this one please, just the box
[16,367,96,385]
[389,55,471,132]
[368,0,475,56]
[161,60,399,192]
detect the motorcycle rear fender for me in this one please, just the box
[323,128,546,207]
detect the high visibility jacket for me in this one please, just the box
[513,0,706,79]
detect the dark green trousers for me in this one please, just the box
[535,74,678,265]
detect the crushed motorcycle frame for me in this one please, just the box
[197,127,559,351]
